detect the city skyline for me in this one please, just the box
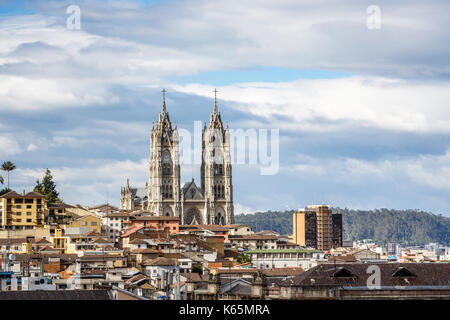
[1,1,450,215]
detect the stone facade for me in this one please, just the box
[120,93,234,225]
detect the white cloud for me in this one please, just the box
[287,150,450,192]
[15,158,148,205]
[172,77,450,134]
[26,143,38,152]
[0,135,22,157]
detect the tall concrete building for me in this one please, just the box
[120,90,234,225]
[293,205,342,250]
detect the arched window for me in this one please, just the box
[162,150,172,175]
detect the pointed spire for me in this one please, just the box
[213,88,219,115]
[126,178,130,189]
[161,88,167,114]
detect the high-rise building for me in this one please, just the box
[293,205,342,250]
[331,212,343,248]
[293,208,317,248]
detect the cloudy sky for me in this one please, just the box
[0,0,449,215]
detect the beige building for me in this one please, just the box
[224,224,254,236]
[66,215,102,234]
[0,191,46,230]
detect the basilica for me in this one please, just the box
[119,90,234,225]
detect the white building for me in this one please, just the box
[103,212,130,243]
[247,249,326,271]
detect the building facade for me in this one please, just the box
[120,91,234,225]
[0,191,46,230]
[293,205,342,250]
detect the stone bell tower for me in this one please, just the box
[201,89,234,225]
[147,89,181,217]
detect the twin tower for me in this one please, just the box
[120,90,234,225]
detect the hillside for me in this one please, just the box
[235,208,450,245]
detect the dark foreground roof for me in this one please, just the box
[0,290,112,300]
[282,263,450,287]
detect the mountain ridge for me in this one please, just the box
[234,208,450,245]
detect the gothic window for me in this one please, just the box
[162,185,173,199]
[162,150,172,175]
[185,208,202,225]
[214,164,223,176]
[214,212,225,225]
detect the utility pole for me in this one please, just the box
[176,233,181,300]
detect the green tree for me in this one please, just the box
[0,188,12,196]
[237,252,251,264]
[1,161,16,189]
[34,168,61,203]
[192,263,203,275]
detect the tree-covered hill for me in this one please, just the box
[235,208,450,245]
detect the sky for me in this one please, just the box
[0,0,450,216]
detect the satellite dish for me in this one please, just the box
[8,254,16,261]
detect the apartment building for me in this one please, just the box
[0,191,46,230]
[103,212,131,243]
[293,205,342,250]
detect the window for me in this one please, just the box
[58,209,63,213]
[91,222,97,226]
[16,205,22,209]
[82,221,87,226]
[27,212,31,215]
[26,205,32,209]
[16,212,22,216]
[26,219,32,223]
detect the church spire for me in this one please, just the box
[213,88,218,116]
[209,88,222,129]
[161,88,167,114]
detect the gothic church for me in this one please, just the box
[120,90,234,225]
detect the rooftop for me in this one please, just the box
[246,249,323,254]
[0,191,45,199]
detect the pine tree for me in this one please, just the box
[34,169,61,203]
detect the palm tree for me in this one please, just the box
[1,161,16,189]
[0,175,3,185]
